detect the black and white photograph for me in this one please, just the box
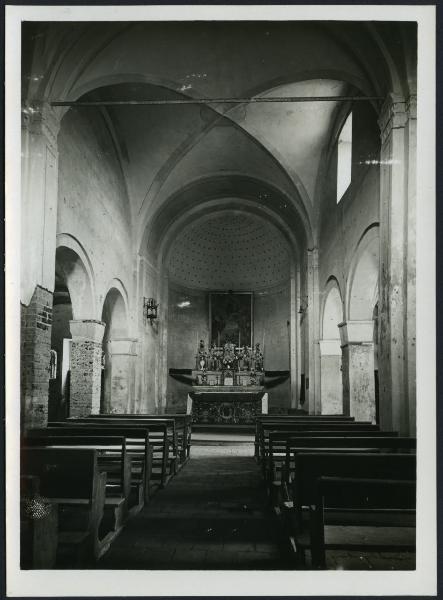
[4,3,437,597]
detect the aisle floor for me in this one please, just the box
[97,444,415,571]
[98,444,292,570]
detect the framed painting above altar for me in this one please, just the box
[209,292,253,347]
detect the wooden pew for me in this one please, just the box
[24,434,132,528]
[21,447,108,564]
[61,418,177,486]
[258,422,380,465]
[254,415,355,458]
[310,477,416,568]
[286,452,416,566]
[86,413,192,461]
[256,418,374,458]
[43,425,153,501]
[278,435,415,484]
[20,475,58,569]
[265,435,415,505]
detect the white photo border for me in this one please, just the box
[5,4,437,597]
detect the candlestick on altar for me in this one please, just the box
[238,331,241,347]
[218,331,220,347]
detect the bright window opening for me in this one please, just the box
[336,112,352,203]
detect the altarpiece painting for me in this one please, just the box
[209,292,253,347]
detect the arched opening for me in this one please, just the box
[101,287,130,413]
[322,284,343,339]
[163,208,296,415]
[348,233,379,321]
[342,227,380,422]
[48,263,73,421]
[49,245,94,420]
[320,281,344,414]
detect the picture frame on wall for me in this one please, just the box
[209,292,253,347]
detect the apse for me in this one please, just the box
[165,209,293,411]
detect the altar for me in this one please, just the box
[189,337,267,425]
[189,390,268,425]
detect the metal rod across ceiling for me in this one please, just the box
[51,95,383,107]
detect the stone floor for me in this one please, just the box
[97,442,415,571]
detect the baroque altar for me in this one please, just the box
[190,340,266,425]
[192,339,264,387]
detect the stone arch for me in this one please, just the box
[56,233,96,319]
[101,286,132,413]
[101,287,128,339]
[141,175,311,263]
[346,224,380,321]
[341,224,380,423]
[50,237,95,420]
[100,278,130,328]
[319,277,344,415]
[322,278,344,340]
[160,200,301,273]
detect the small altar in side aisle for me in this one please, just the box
[190,339,268,425]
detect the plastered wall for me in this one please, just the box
[57,108,134,321]
[318,102,380,301]
[166,283,291,412]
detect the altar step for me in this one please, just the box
[192,423,255,434]
[191,430,255,445]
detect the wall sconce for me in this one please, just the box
[144,297,159,323]
[298,297,308,314]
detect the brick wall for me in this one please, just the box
[21,285,53,430]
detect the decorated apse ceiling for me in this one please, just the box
[167,212,290,291]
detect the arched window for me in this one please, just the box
[337,112,352,203]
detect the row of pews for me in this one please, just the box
[20,413,192,568]
[256,414,416,569]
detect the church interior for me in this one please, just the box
[17,17,421,574]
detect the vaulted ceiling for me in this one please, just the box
[168,211,290,291]
[23,20,416,257]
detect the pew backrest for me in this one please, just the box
[30,426,151,495]
[278,436,416,483]
[21,447,107,557]
[293,452,416,507]
[21,447,104,501]
[258,423,381,460]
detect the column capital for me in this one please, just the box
[22,101,60,148]
[338,320,374,345]
[378,93,408,144]
[406,94,417,120]
[307,247,319,265]
[319,339,341,356]
[109,338,138,356]
[70,319,105,343]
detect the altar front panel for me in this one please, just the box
[192,370,264,387]
[190,391,266,425]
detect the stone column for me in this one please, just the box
[289,264,299,409]
[405,95,417,435]
[306,249,320,414]
[339,321,376,422]
[20,103,60,430]
[319,340,343,415]
[69,320,105,417]
[21,103,59,303]
[138,256,159,414]
[158,272,169,412]
[21,286,53,430]
[108,338,138,413]
[378,94,416,435]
